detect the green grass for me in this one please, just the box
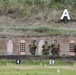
[0,0,76,18]
[0,65,76,75]
[0,0,76,36]
[0,25,76,36]
[0,59,76,75]
[0,59,76,66]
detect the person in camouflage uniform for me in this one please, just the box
[29,40,37,55]
[51,40,60,55]
[42,41,50,55]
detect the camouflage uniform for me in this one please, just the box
[51,40,60,55]
[29,40,37,55]
[42,41,50,55]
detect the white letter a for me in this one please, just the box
[60,9,70,20]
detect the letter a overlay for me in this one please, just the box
[60,9,70,20]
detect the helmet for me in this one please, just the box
[45,41,48,44]
[32,40,36,43]
[54,39,57,43]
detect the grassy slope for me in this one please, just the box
[0,0,76,35]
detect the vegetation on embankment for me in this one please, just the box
[0,0,76,36]
[0,25,76,36]
[0,0,76,20]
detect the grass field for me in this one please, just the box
[0,65,76,75]
[0,60,76,75]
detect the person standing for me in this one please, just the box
[29,40,37,55]
[42,41,50,55]
[51,39,60,56]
